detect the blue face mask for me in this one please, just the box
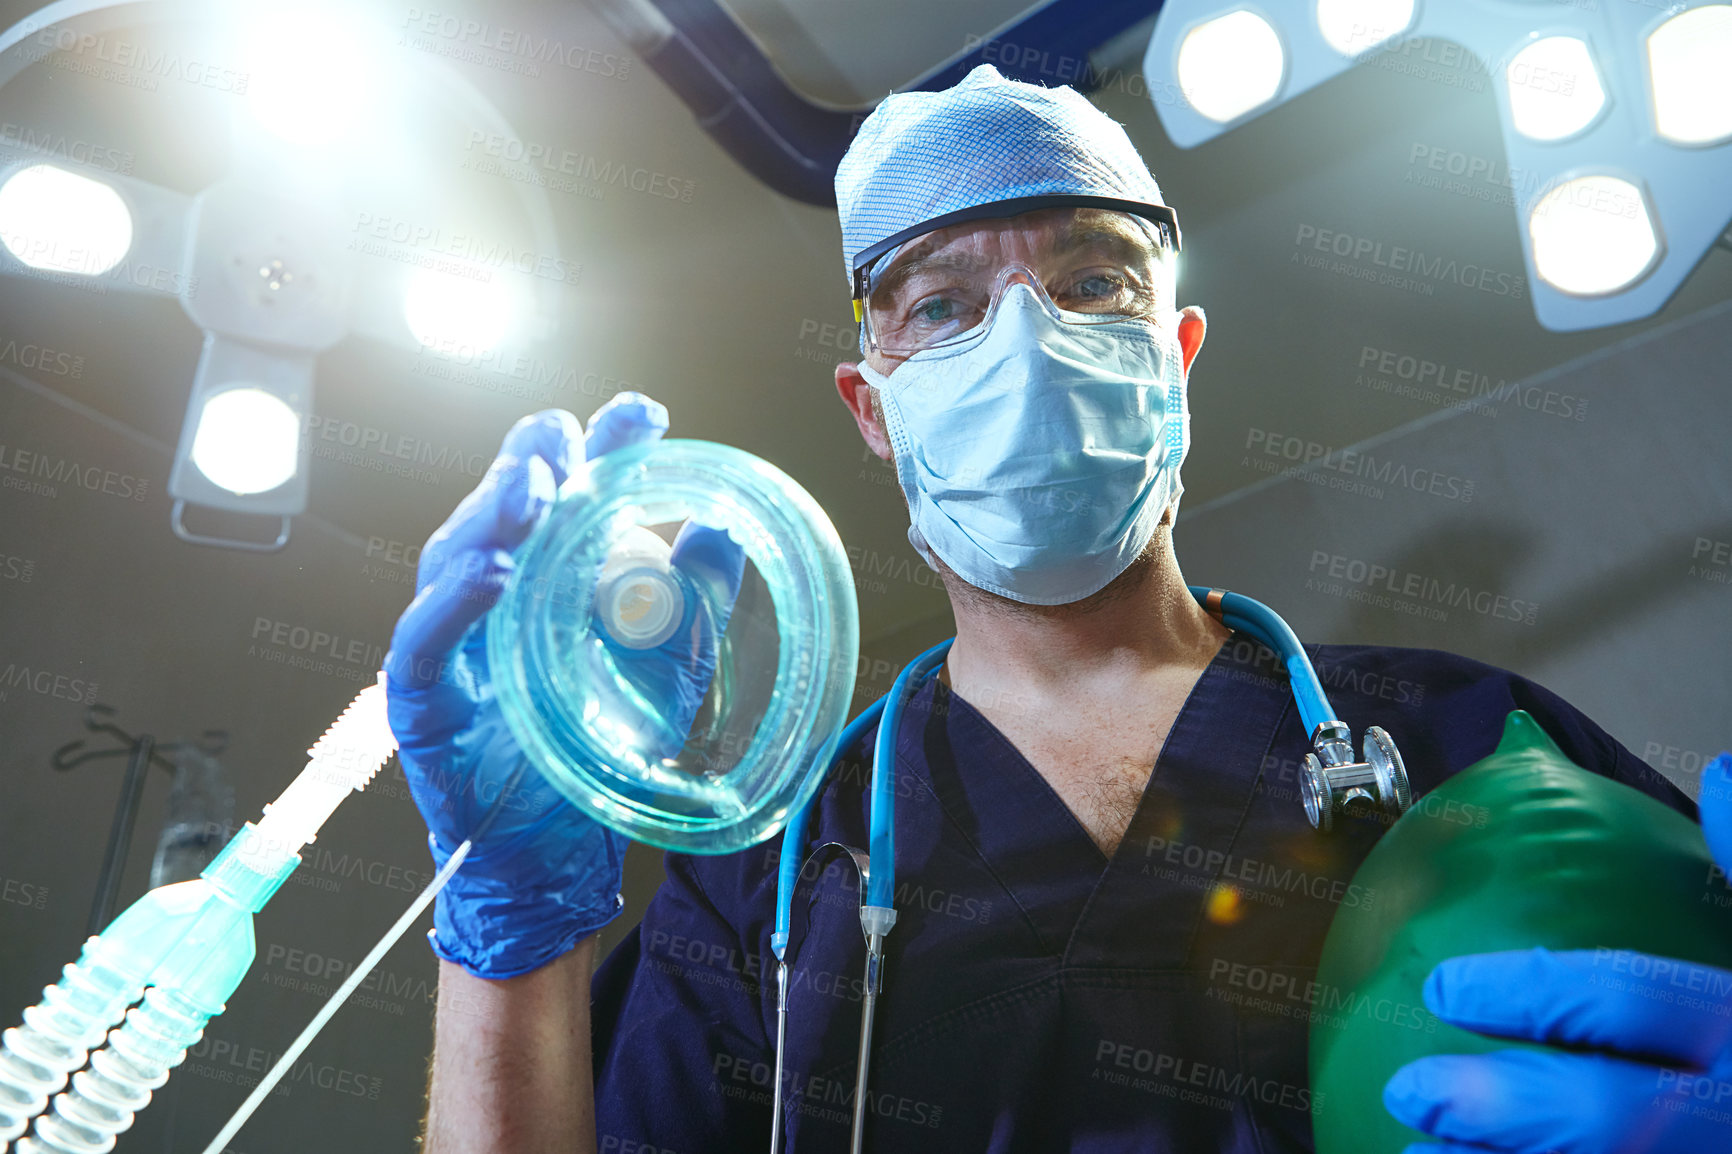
[858,283,1189,606]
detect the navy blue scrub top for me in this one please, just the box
[590,639,1697,1152]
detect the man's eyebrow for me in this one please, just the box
[1060,216,1160,262]
[870,249,986,306]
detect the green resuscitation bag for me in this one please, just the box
[1309,710,1732,1154]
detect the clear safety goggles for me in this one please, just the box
[850,196,1181,359]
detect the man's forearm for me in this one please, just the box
[424,937,598,1154]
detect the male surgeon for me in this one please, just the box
[388,66,1732,1152]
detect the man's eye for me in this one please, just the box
[1073,273,1128,300]
[911,296,959,324]
[1056,269,1148,314]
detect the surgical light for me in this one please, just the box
[1315,0,1415,56]
[1176,11,1287,124]
[243,4,384,148]
[1144,0,1732,331]
[404,265,514,354]
[189,387,302,495]
[1506,36,1605,142]
[0,0,570,552]
[1528,175,1659,296]
[1648,6,1732,145]
[0,164,132,275]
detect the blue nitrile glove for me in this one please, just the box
[1384,751,1732,1154]
[383,394,744,979]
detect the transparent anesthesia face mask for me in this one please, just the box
[488,439,859,854]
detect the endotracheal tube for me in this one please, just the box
[0,679,397,1152]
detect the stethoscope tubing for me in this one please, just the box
[865,640,953,910]
[772,695,889,957]
[1188,585,1335,737]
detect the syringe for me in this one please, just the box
[0,678,398,1152]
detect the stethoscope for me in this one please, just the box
[766,586,1413,1153]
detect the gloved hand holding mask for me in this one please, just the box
[384,394,743,979]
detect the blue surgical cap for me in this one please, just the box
[835,64,1169,287]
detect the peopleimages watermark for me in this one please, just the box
[1691,537,1732,588]
[1403,142,1564,213]
[1588,947,1732,1004]
[0,338,84,379]
[0,222,196,294]
[461,130,695,204]
[247,616,386,685]
[599,1137,677,1154]
[1353,344,1588,422]
[15,24,248,95]
[1242,426,1476,504]
[304,412,488,489]
[0,659,97,706]
[368,755,550,820]
[0,441,150,502]
[794,317,861,363]
[1294,223,1527,300]
[1205,958,1440,1034]
[409,338,646,409]
[712,1050,944,1129]
[1368,36,1488,94]
[305,413,488,476]
[1092,1040,1321,1114]
[1643,739,1726,780]
[0,120,134,174]
[183,1033,381,1100]
[399,9,632,81]
[856,443,900,492]
[1,875,49,911]
[1140,834,1375,910]
[359,535,419,589]
[1305,551,1540,626]
[257,942,434,1016]
[960,34,1193,108]
[292,844,432,896]
[848,542,945,597]
[348,212,582,286]
[1655,1072,1732,1130]
[644,930,879,1004]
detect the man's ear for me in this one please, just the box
[1177,305,1207,377]
[836,362,892,460]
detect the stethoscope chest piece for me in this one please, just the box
[1302,722,1413,832]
